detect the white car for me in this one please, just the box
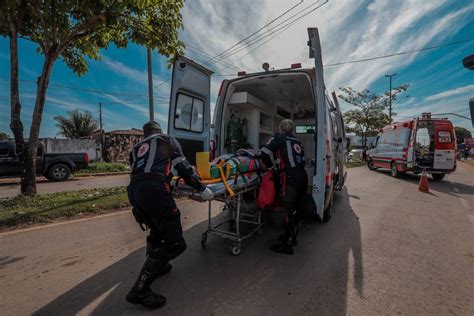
[348,149,363,161]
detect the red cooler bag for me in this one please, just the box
[257,170,276,209]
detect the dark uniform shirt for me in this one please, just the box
[261,132,306,170]
[130,134,204,191]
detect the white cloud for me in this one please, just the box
[425,84,474,101]
[180,0,473,96]
[101,56,166,86]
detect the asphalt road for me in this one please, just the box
[0,174,130,198]
[1,164,473,315]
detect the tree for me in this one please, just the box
[1,1,185,195]
[0,131,9,140]
[454,126,472,144]
[339,85,408,147]
[0,1,31,193]
[54,110,98,138]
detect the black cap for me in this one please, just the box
[143,121,162,136]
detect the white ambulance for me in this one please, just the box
[167,28,346,221]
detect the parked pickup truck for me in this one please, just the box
[0,141,89,181]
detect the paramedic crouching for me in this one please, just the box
[261,119,308,255]
[126,121,213,309]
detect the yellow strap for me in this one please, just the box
[217,160,235,196]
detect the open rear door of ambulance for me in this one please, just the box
[331,91,347,190]
[168,56,214,165]
[308,28,327,221]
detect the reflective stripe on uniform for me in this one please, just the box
[144,138,157,173]
[131,148,137,164]
[172,156,186,167]
[286,140,296,168]
[261,147,275,164]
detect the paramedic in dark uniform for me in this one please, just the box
[126,121,214,308]
[261,119,308,255]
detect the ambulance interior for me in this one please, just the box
[219,72,316,184]
[414,120,435,168]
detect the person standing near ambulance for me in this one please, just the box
[126,121,213,308]
[261,119,308,255]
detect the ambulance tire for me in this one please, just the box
[390,162,400,178]
[367,158,377,171]
[432,173,445,181]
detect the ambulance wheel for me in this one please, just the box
[201,233,208,248]
[231,243,241,256]
[432,173,445,181]
[367,159,377,170]
[390,162,400,178]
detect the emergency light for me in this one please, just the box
[291,63,302,69]
[237,71,246,76]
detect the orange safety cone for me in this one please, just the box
[418,169,429,192]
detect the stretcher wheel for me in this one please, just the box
[231,243,241,256]
[201,233,208,248]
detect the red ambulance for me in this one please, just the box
[367,113,456,180]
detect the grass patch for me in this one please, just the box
[0,187,130,231]
[345,161,367,168]
[75,162,129,175]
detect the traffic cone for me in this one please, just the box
[418,169,429,193]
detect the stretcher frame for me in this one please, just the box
[201,181,263,256]
[173,171,263,255]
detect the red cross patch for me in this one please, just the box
[137,143,150,158]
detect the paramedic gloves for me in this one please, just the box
[201,187,214,201]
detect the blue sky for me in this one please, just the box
[0,0,473,138]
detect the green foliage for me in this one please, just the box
[454,126,472,144]
[0,131,9,140]
[1,0,185,75]
[0,187,129,230]
[1,0,186,195]
[76,162,129,175]
[339,85,408,146]
[345,161,366,168]
[54,110,98,138]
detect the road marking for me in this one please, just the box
[453,187,460,193]
[469,214,474,224]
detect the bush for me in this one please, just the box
[76,162,129,175]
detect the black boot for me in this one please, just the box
[126,257,168,308]
[271,242,294,255]
[279,234,297,246]
[126,288,166,309]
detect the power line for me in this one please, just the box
[0,75,171,100]
[186,45,241,72]
[233,14,302,63]
[206,0,304,63]
[324,39,474,68]
[209,0,328,64]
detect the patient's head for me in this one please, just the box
[279,119,294,134]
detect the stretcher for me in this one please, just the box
[171,170,263,255]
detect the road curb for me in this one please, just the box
[74,171,130,178]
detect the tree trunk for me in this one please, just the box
[8,30,28,193]
[23,52,57,195]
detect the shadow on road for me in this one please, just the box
[373,168,474,196]
[33,189,363,315]
[0,256,26,269]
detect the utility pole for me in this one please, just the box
[147,47,155,121]
[99,102,104,161]
[385,73,397,123]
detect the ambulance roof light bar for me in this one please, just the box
[291,63,302,69]
[237,71,246,76]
